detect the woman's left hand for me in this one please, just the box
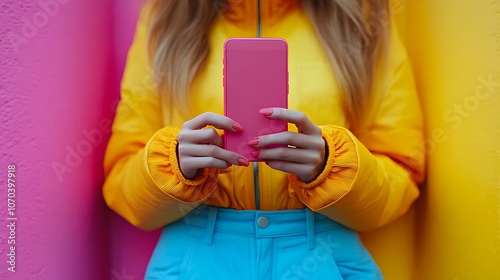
[248,108,327,183]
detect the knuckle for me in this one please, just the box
[297,112,308,123]
[204,112,216,118]
[311,153,322,164]
[313,126,322,135]
[276,148,288,160]
[208,128,219,138]
[177,144,188,155]
[300,165,313,176]
[201,128,220,143]
[300,153,312,163]
[182,120,193,130]
[272,161,284,170]
[207,145,218,157]
[208,157,221,167]
[313,137,325,149]
[283,133,294,143]
[177,131,188,142]
[306,149,322,162]
[203,112,216,122]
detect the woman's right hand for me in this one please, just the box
[177,112,250,179]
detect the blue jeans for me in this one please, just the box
[145,206,383,280]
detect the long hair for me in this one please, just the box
[147,0,389,130]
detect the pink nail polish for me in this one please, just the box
[247,138,259,146]
[259,108,273,117]
[232,122,244,132]
[251,150,260,158]
[238,158,249,166]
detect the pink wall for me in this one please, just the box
[14,1,500,280]
[108,1,161,279]
[0,0,157,279]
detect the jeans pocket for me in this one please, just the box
[316,229,384,280]
[276,235,344,280]
[145,223,197,280]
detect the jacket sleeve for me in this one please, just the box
[102,4,219,231]
[288,25,425,232]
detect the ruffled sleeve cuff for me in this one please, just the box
[146,126,220,203]
[288,126,359,210]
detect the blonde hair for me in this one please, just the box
[147,0,389,130]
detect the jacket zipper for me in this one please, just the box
[257,0,262,38]
[254,0,262,210]
[253,162,260,210]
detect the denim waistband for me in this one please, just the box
[180,206,344,249]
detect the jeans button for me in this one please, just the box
[257,217,269,229]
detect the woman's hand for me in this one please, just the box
[177,112,250,179]
[248,108,327,183]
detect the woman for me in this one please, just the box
[103,0,425,279]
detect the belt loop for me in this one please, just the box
[205,206,218,245]
[305,208,315,249]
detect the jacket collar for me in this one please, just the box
[224,0,299,31]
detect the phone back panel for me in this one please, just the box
[223,38,288,161]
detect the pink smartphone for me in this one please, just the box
[223,38,288,161]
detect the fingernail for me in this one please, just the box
[232,122,244,132]
[251,150,260,158]
[238,158,249,166]
[247,138,259,146]
[259,108,273,117]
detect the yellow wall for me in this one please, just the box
[393,0,500,279]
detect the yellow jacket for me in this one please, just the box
[103,0,424,233]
